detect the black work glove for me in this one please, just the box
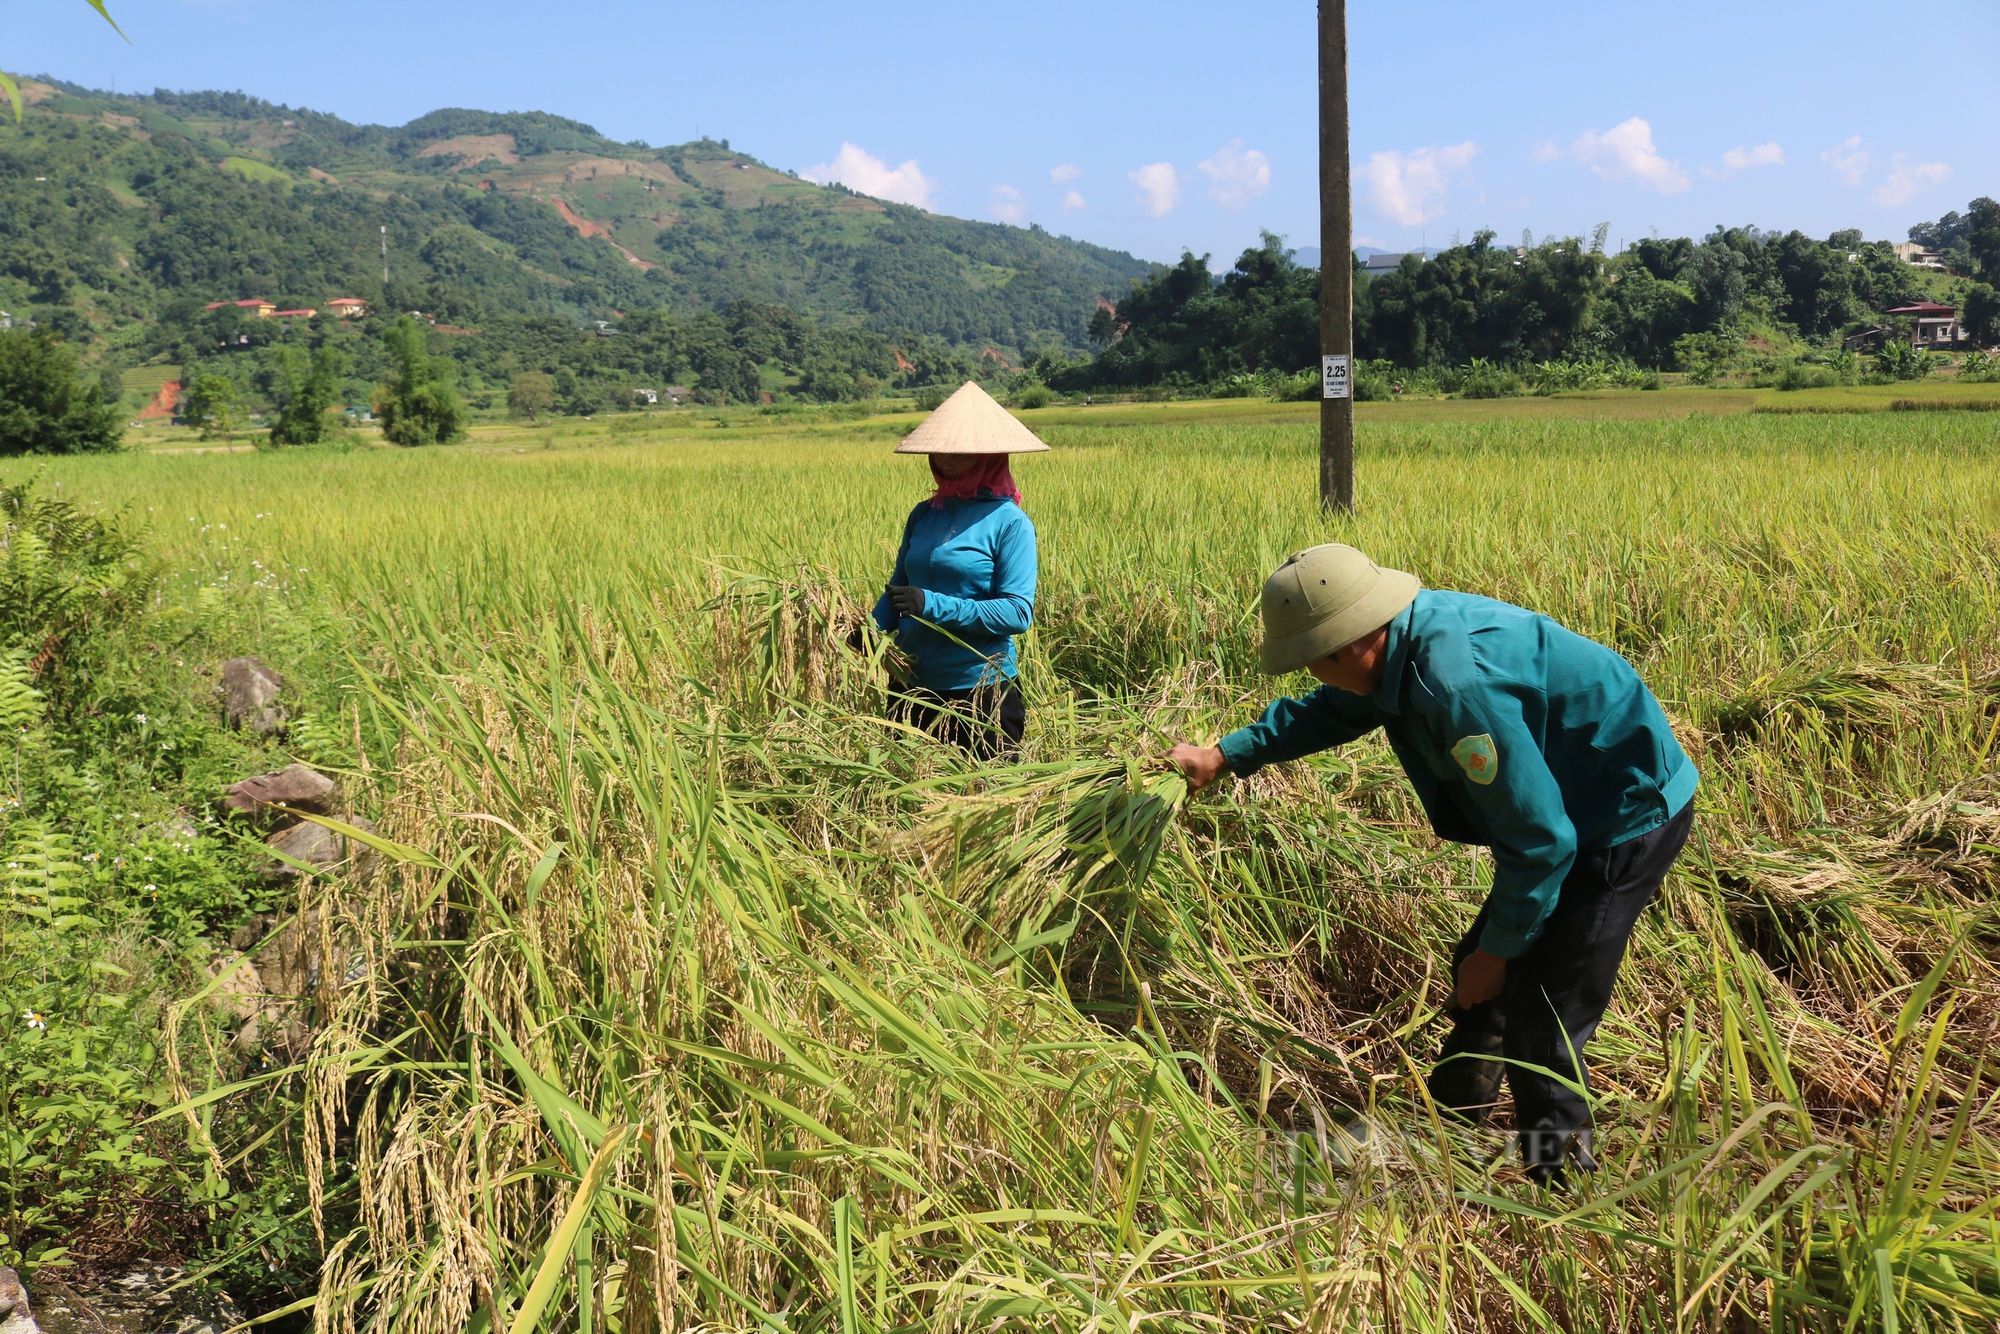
[886,585,926,618]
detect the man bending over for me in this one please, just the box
[1170,544,1696,1183]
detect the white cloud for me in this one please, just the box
[1359,141,1478,226]
[1128,162,1180,217]
[1570,117,1689,194]
[1704,141,1784,179]
[801,142,937,209]
[1059,189,1086,212]
[1050,162,1081,184]
[1528,140,1562,164]
[1197,139,1272,212]
[989,184,1027,225]
[1823,135,1869,187]
[1873,152,1951,206]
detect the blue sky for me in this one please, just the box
[8,0,1996,267]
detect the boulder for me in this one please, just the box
[0,1268,36,1334]
[223,763,337,819]
[21,1265,244,1334]
[218,656,284,733]
[264,813,376,880]
[218,910,321,1052]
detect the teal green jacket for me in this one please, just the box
[871,495,1037,690]
[1218,590,1697,958]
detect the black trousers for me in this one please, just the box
[1430,802,1693,1172]
[890,682,1025,759]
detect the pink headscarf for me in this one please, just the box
[928,453,1022,510]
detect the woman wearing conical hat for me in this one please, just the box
[873,381,1048,757]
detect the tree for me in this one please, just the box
[98,365,126,405]
[266,345,349,445]
[1970,199,2000,283]
[0,329,123,455]
[507,370,556,421]
[1909,198,2000,276]
[1086,304,1118,350]
[1963,285,2000,349]
[1769,231,1862,339]
[178,374,240,440]
[373,315,467,447]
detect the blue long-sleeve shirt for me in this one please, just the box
[872,495,1037,690]
[1218,590,1697,958]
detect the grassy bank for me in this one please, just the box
[7,397,2000,1329]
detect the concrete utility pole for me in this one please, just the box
[1318,0,1354,513]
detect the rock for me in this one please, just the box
[264,813,375,880]
[0,1268,37,1334]
[217,656,284,733]
[223,764,337,819]
[216,910,322,1052]
[24,1265,245,1334]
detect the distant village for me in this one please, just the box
[202,297,370,321]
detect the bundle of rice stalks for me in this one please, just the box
[1708,661,1988,740]
[700,560,886,712]
[899,758,1189,959]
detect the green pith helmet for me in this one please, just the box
[1257,544,1421,674]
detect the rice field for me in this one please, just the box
[19,396,2000,1332]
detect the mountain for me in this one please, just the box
[0,80,1155,359]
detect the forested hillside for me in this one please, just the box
[0,80,1151,398]
[1060,205,2000,393]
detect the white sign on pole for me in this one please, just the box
[1321,353,1351,399]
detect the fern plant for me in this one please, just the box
[3,822,92,931]
[0,479,153,703]
[0,651,44,737]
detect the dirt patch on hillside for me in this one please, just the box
[546,199,657,269]
[548,197,613,239]
[419,134,522,167]
[139,381,180,421]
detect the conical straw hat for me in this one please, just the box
[894,381,1052,454]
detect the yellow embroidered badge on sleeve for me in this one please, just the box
[1451,733,1499,785]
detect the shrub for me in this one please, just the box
[373,316,467,446]
[1776,363,1836,391]
[1960,352,2000,384]
[1673,332,1740,386]
[0,329,123,455]
[1460,360,1521,398]
[507,370,556,421]
[1873,340,1935,382]
[1268,369,1321,402]
[179,375,241,441]
[1528,359,1612,394]
[1013,382,1052,409]
[911,385,950,412]
[266,346,349,446]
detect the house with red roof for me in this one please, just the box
[1886,302,1966,351]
